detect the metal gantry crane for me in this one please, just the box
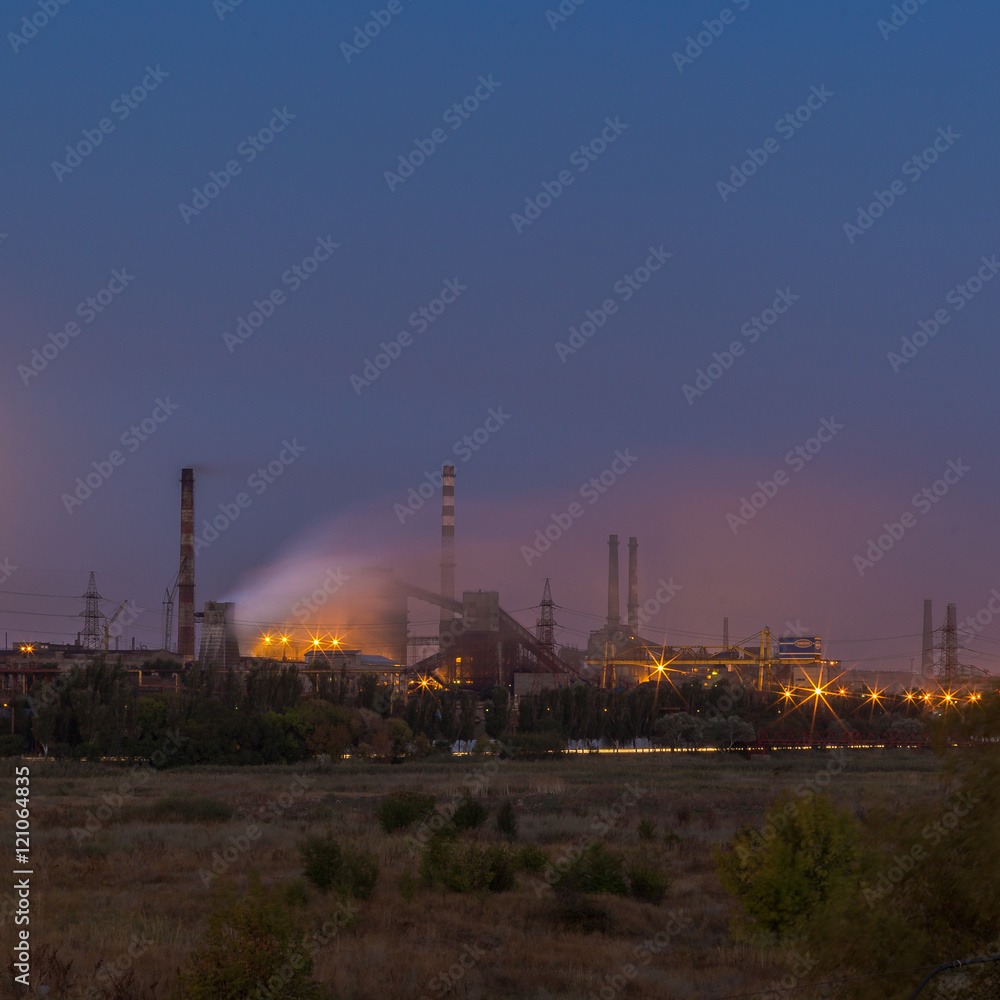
[162,573,179,652]
[103,600,129,652]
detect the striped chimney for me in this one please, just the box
[178,468,196,661]
[440,465,455,640]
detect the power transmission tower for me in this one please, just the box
[79,572,105,650]
[942,603,958,681]
[536,578,556,656]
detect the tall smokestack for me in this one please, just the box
[178,468,195,662]
[607,534,620,628]
[440,465,455,640]
[723,617,729,649]
[921,599,934,677]
[627,537,638,631]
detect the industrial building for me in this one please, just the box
[2,465,993,705]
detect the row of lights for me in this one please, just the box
[780,685,984,708]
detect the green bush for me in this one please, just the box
[171,877,322,1000]
[553,842,627,896]
[715,791,860,939]
[452,795,488,830]
[0,735,25,757]
[515,843,549,874]
[637,818,656,841]
[378,791,436,833]
[496,799,518,839]
[300,833,379,899]
[627,860,670,904]
[419,830,516,893]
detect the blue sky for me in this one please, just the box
[4,0,1000,672]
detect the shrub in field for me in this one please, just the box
[553,842,627,896]
[378,791,436,832]
[637,818,656,841]
[0,734,24,757]
[300,833,378,899]
[626,859,670,904]
[452,795,488,830]
[496,798,518,839]
[172,877,321,1000]
[715,791,860,939]
[419,830,516,893]
[515,843,549,874]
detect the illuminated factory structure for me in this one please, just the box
[0,464,992,707]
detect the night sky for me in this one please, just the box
[5,0,1000,673]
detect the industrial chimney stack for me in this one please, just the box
[178,468,195,662]
[440,465,455,640]
[627,537,638,631]
[921,599,934,677]
[607,534,620,628]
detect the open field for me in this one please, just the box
[0,750,947,1000]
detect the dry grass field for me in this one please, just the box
[0,749,944,1000]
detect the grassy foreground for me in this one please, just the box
[0,749,943,999]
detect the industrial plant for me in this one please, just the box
[0,465,991,715]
